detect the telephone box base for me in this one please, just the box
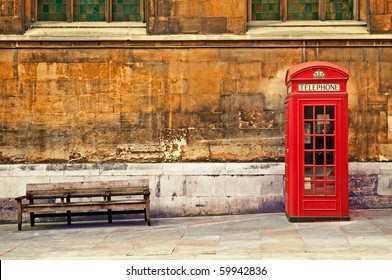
[285,212,350,223]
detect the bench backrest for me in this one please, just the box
[25,179,149,196]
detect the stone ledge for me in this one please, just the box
[2,24,392,42]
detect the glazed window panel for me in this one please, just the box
[74,0,106,22]
[113,0,141,21]
[33,0,145,22]
[326,0,353,20]
[38,0,67,21]
[251,0,354,21]
[287,0,319,20]
[252,0,281,20]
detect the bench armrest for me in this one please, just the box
[15,195,29,201]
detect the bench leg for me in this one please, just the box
[144,200,151,226]
[67,211,71,225]
[66,196,71,225]
[16,200,22,231]
[145,195,151,226]
[30,213,35,227]
[108,209,112,223]
[144,208,151,226]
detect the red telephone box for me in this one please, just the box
[285,61,349,222]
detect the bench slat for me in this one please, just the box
[22,200,147,212]
[26,187,149,197]
[26,180,149,192]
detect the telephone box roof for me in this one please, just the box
[285,61,349,85]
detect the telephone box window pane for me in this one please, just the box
[326,168,335,180]
[315,106,324,116]
[305,167,314,178]
[74,0,105,21]
[326,106,335,119]
[315,152,324,165]
[316,136,324,149]
[326,136,334,149]
[304,181,314,196]
[304,106,313,119]
[305,152,313,164]
[326,182,336,196]
[326,152,334,164]
[304,121,313,134]
[288,0,319,20]
[305,136,313,150]
[315,166,324,178]
[252,0,281,21]
[316,121,324,134]
[315,181,324,196]
[304,120,313,149]
[326,0,353,20]
[38,0,67,21]
[326,121,334,134]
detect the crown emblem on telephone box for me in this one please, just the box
[313,69,325,79]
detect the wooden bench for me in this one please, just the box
[15,179,151,231]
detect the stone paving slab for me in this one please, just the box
[0,210,392,260]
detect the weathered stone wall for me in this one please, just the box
[0,0,24,34]
[147,0,246,34]
[1,40,392,163]
[0,44,290,163]
[368,0,392,33]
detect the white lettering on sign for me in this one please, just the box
[298,84,340,92]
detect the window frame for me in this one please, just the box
[25,0,146,23]
[248,0,360,22]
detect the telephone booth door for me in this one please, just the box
[285,61,349,222]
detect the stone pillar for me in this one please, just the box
[368,0,392,34]
[0,0,24,34]
[147,0,246,35]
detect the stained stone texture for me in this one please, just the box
[0,0,24,34]
[368,0,392,33]
[147,0,246,34]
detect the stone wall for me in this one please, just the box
[0,0,24,34]
[147,0,246,34]
[0,44,289,163]
[368,0,392,33]
[0,0,392,221]
[1,40,392,163]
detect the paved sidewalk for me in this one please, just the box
[1,209,392,260]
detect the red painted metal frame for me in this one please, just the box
[285,61,349,222]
